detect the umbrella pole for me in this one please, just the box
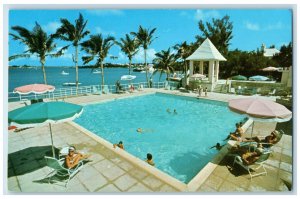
[249,121,255,151]
[49,123,55,158]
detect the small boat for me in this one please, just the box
[61,71,69,75]
[93,69,101,74]
[62,82,82,86]
[133,67,144,72]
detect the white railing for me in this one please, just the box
[8,81,179,102]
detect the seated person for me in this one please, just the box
[145,153,155,166]
[130,84,135,92]
[246,130,279,144]
[241,151,260,165]
[65,146,91,169]
[113,141,124,149]
[224,123,244,141]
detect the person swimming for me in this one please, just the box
[145,153,155,166]
[113,141,124,149]
[210,142,224,150]
[136,128,154,133]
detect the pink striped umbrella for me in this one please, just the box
[14,84,55,95]
[229,98,292,122]
[229,97,292,138]
[262,66,279,71]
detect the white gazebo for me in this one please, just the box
[186,38,226,91]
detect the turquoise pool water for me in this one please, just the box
[75,93,244,183]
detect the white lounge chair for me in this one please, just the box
[229,87,236,94]
[269,89,276,96]
[232,151,271,180]
[91,85,101,95]
[102,85,110,94]
[138,84,144,91]
[44,156,84,187]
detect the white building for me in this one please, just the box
[186,38,226,91]
[261,44,280,58]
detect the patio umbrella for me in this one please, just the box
[8,102,83,157]
[121,75,136,81]
[13,84,55,94]
[249,75,269,81]
[262,66,279,72]
[231,75,247,80]
[228,97,292,139]
[191,73,206,79]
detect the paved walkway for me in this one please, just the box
[6,89,293,193]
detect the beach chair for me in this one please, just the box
[138,84,144,91]
[229,87,235,94]
[164,81,170,90]
[269,89,276,96]
[91,85,101,95]
[44,156,84,187]
[232,151,271,180]
[102,85,110,94]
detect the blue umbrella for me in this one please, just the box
[249,75,269,81]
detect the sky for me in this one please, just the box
[8,8,292,66]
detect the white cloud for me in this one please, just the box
[194,10,220,21]
[133,47,157,63]
[42,21,61,33]
[245,21,260,31]
[86,10,124,16]
[95,27,116,36]
[265,22,284,30]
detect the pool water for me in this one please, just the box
[75,93,244,183]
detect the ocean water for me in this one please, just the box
[8,67,167,92]
[75,93,244,183]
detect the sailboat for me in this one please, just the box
[61,70,69,75]
[93,69,101,74]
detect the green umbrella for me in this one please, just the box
[231,75,247,80]
[8,102,83,157]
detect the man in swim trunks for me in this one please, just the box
[65,146,90,169]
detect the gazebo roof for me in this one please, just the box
[186,38,227,61]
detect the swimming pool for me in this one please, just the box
[75,93,244,183]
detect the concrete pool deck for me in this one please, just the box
[6,89,293,193]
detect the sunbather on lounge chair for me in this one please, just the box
[65,146,91,169]
[241,151,260,165]
[245,130,280,144]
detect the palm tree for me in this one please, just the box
[173,41,193,86]
[115,34,139,75]
[153,48,176,81]
[81,34,115,90]
[9,22,60,84]
[131,26,157,87]
[54,13,90,92]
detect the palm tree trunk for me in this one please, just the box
[40,58,47,85]
[144,49,149,87]
[101,62,105,90]
[75,45,79,95]
[129,58,132,75]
